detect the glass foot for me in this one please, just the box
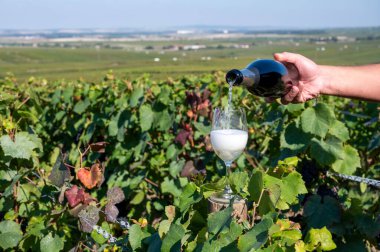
[209,185,243,204]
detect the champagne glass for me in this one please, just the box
[210,107,248,201]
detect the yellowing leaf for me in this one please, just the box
[305,227,337,251]
[77,163,104,189]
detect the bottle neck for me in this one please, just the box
[240,68,259,88]
[225,68,259,88]
[226,68,260,88]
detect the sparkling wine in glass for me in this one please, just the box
[210,107,248,200]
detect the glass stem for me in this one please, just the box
[224,161,233,196]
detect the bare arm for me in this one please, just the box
[320,64,380,102]
[273,52,380,103]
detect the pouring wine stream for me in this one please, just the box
[210,82,248,201]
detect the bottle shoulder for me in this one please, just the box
[246,59,288,75]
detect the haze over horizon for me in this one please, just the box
[1,0,379,30]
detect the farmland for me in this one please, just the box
[1,27,380,81]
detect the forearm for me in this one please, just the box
[319,64,380,102]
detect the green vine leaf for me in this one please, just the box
[73,98,90,114]
[178,183,202,213]
[328,120,350,142]
[305,227,336,251]
[258,184,282,215]
[210,220,243,250]
[229,171,250,198]
[158,220,171,238]
[129,224,149,250]
[281,121,312,152]
[303,195,341,229]
[0,220,23,250]
[263,171,307,209]
[91,222,111,244]
[331,145,360,175]
[248,169,264,202]
[310,136,344,166]
[25,216,45,238]
[207,206,233,236]
[161,223,185,252]
[130,86,144,107]
[300,103,335,138]
[156,110,172,131]
[0,132,40,160]
[139,104,154,131]
[238,218,273,252]
[40,232,64,252]
[48,154,71,188]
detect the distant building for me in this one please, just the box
[162,45,180,51]
[183,45,206,50]
[177,30,195,35]
[233,44,250,49]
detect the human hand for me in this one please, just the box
[268,52,325,104]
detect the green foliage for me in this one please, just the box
[40,232,64,252]
[0,220,23,250]
[0,132,41,160]
[303,195,341,229]
[300,103,335,138]
[0,73,379,251]
[331,145,361,175]
[304,227,337,251]
[238,218,273,252]
[207,207,233,236]
[129,224,150,251]
[161,223,185,252]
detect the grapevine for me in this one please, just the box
[0,73,379,251]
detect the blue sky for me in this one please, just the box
[1,0,379,30]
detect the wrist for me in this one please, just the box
[318,65,335,96]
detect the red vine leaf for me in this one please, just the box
[181,160,196,177]
[78,205,100,233]
[175,130,191,146]
[65,185,82,207]
[197,99,210,117]
[77,163,104,189]
[64,185,95,208]
[202,89,211,100]
[105,203,119,223]
[89,142,108,153]
[107,186,125,205]
[185,91,201,111]
[181,160,206,178]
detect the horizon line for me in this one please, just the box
[1,25,380,32]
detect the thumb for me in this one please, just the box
[273,52,285,61]
[273,52,303,64]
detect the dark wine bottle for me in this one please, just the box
[226,59,289,98]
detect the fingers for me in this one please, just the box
[281,86,300,104]
[274,52,303,64]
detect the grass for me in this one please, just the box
[0,37,379,82]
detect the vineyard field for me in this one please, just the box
[0,70,379,251]
[1,27,380,251]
